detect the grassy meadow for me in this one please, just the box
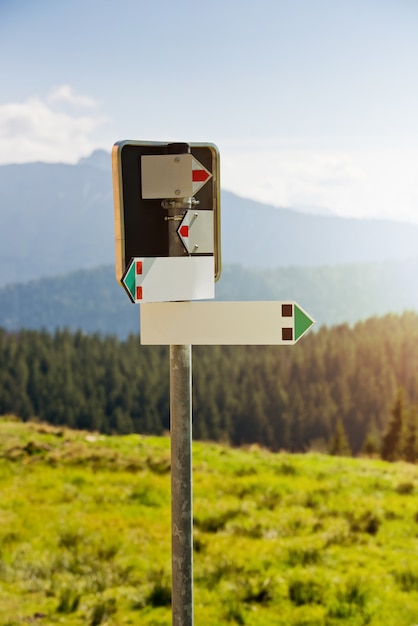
[0,415,418,625]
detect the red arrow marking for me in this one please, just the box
[179,225,189,238]
[192,169,210,182]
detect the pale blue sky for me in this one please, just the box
[1,0,418,221]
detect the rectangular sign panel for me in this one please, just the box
[140,301,315,345]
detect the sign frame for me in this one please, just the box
[112,140,221,285]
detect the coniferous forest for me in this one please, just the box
[1,311,418,457]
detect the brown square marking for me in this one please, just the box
[282,304,293,317]
[282,327,293,341]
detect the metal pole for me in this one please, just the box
[165,142,194,624]
[170,343,193,626]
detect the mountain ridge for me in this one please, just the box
[1,258,417,339]
[0,152,417,288]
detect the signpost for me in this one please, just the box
[112,140,221,626]
[112,139,315,626]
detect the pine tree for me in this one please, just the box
[361,418,381,456]
[381,390,404,462]
[329,419,352,456]
[404,410,417,464]
[362,431,380,456]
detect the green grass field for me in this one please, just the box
[0,415,418,625]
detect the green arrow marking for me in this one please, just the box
[294,304,314,341]
[122,260,136,302]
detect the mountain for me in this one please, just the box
[221,191,418,268]
[0,259,417,338]
[0,151,417,289]
[0,152,114,287]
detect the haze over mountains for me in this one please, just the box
[0,150,417,336]
[1,150,418,284]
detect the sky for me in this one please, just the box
[1,0,418,222]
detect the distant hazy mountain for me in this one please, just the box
[0,151,417,289]
[0,152,114,287]
[221,191,418,268]
[0,259,417,338]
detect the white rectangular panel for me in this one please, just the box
[140,301,314,345]
[141,154,194,199]
[135,256,214,302]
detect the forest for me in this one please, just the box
[0,311,418,457]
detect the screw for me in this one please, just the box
[175,189,181,195]
[174,157,180,163]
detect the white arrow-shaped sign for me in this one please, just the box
[121,256,214,303]
[140,301,315,345]
[177,209,214,254]
[190,156,212,194]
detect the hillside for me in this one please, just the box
[0,259,417,338]
[0,151,417,288]
[0,416,417,626]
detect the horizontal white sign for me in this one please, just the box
[140,301,315,345]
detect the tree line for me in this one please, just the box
[0,311,418,458]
